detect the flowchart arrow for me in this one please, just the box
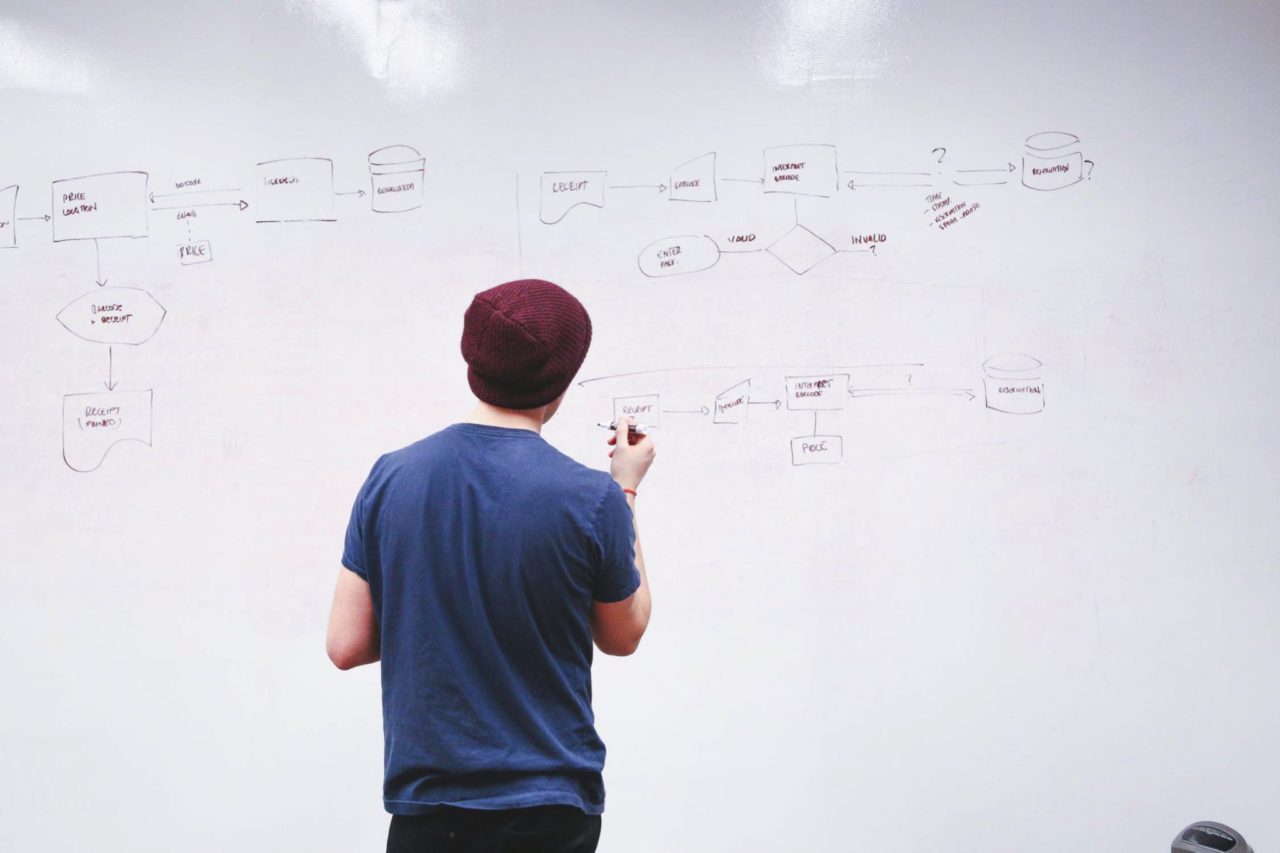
[844,170,934,190]
[849,387,975,401]
[104,346,118,391]
[149,188,241,203]
[748,398,782,410]
[721,177,764,185]
[955,163,1016,174]
[662,406,710,415]
[151,199,249,212]
[953,162,1016,186]
[335,189,367,198]
[19,213,51,222]
[844,170,931,177]
[93,238,107,287]
[848,179,933,189]
[609,183,667,193]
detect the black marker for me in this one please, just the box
[598,421,651,436]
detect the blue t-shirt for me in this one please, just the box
[342,423,640,815]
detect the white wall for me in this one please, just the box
[1,2,1277,850]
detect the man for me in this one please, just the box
[326,278,654,852]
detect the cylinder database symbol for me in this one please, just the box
[368,145,425,213]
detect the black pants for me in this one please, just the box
[387,805,601,853]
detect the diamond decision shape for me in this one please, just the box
[767,224,836,274]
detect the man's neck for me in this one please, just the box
[467,401,545,434]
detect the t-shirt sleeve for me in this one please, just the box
[590,480,641,603]
[341,458,383,580]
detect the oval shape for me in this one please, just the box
[56,286,167,346]
[368,144,423,168]
[1024,131,1080,152]
[636,234,720,278]
[983,352,1043,379]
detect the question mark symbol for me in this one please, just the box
[1084,159,1095,180]
[932,147,947,174]
[870,244,877,256]
[907,372,913,386]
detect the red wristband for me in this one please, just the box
[621,488,638,497]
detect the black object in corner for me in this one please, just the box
[1172,822,1252,853]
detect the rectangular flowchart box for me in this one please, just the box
[785,374,849,410]
[763,144,838,197]
[613,394,660,428]
[256,157,335,223]
[791,435,843,466]
[52,171,149,242]
[178,240,212,265]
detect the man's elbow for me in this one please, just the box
[327,643,357,670]
[596,634,642,657]
[327,638,376,670]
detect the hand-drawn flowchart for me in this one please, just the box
[529,132,1095,278]
[584,354,1045,466]
[4,146,426,471]
[8,132,1067,473]
[528,134,1071,464]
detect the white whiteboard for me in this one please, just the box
[2,2,1278,851]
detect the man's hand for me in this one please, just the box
[608,417,655,490]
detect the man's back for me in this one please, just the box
[328,278,655,852]
[342,423,639,815]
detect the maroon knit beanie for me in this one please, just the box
[460,279,593,409]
